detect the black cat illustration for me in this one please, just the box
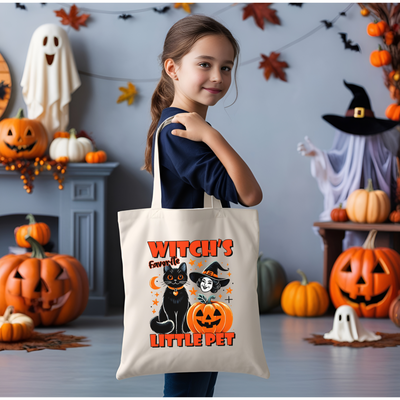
[150,263,191,334]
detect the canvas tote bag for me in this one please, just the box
[116,115,270,380]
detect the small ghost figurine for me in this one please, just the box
[21,23,81,142]
[324,305,382,342]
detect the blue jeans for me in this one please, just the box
[164,372,218,397]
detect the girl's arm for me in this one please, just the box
[171,112,263,207]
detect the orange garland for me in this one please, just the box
[0,156,68,194]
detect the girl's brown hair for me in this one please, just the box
[142,14,240,173]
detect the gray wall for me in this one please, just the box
[0,3,395,308]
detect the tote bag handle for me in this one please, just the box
[151,115,222,209]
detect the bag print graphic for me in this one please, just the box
[148,238,236,348]
[116,116,270,380]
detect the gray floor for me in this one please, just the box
[1,307,400,397]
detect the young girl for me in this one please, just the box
[143,14,262,397]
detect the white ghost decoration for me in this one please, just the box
[324,305,382,342]
[21,23,81,142]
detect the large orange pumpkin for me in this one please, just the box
[14,214,51,248]
[0,235,89,326]
[0,108,48,159]
[329,230,400,318]
[187,294,233,334]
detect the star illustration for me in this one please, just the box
[155,292,159,297]
[152,309,156,314]
[226,287,232,294]
[198,261,203,267]
[189,259,195,266]
[228,272,231,277]
[226,263,229,266]
[190,287,197,296]
[153,299,159,306]
[219,294,222,299]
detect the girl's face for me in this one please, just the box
[170,35,235,113]
[200,277,213,292]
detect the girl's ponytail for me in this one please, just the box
[142,69,174,173]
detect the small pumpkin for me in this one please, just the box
[329,230,400,318]
[14,214,51,248]
[0,108,48,159]
[85,149,107,164]
[389,85,400,101]
[330,203,349,222]
[384,30,395,46]
[257,254,287,313]
[367,20,389,37]
[346,179,390,223]
[0,305,34,342]
[389,291,400,327]
[370,46,392,67]
[386,103,400,121]
[390,205,400,223]
[53,131,70,139]
[0,235,89,326]
[281,270,329,317]
[49,128,93,163]
[360,7,370,17]
[187,294,233,334]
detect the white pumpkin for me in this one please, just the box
[0,305,35,341]
[49,128,93,162]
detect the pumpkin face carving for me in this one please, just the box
[187,294,233,334]
[0,108,48,159]
[0,235,89,326]
[329,230,400,317]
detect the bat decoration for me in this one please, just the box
[15,3,26,10]
[340,12,346,16]
[289,3,303,7]
[339,33,361,53]
[321,20,333,29]
[119,14,133,20]
[0,81,10,101]
[153,6,170,14]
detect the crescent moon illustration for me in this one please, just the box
[150,276,161,290]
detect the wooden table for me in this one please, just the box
[313,221,400,289]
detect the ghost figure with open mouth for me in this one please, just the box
[324,305,382,342]
[21,24,81,142]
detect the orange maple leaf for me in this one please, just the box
[54,4,90,31]
[243,3,280,30]
[259,52,289,82]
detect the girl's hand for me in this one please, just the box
[171,112,213,142]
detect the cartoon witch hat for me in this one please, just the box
[322,80,399,135]
[189,261,230,287]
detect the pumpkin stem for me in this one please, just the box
[338,203,343,209]
[297,269,308,286]
[3,305,14,321]
[69,128,77,138]
[366,178,374,192]
[25,213,37,225]
[206,295,216,304]
[363,230,378,249]
[25,234,47,259]
[378,44,382,51]
[16,108,25,119]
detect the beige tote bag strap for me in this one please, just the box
[151,115,222,209]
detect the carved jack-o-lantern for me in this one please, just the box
[0,235,89,326]
[329,230,400,318]
[187,294,233,334]
[0,108,48,159]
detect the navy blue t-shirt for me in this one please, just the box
[151,107,238,209]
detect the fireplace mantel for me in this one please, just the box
[0,162,119,315]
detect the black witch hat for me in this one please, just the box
[322,80,399,135]
[189,261,230,287]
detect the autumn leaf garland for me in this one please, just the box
[243,3,281,30]
[259,52,289,82]
[54,4,90,31]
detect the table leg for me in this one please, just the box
[318,228,345,289]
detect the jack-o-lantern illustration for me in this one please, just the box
[187,294,233,334]
[0,108,48,159]
[0,235,89,326]
[329,230,400,318]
